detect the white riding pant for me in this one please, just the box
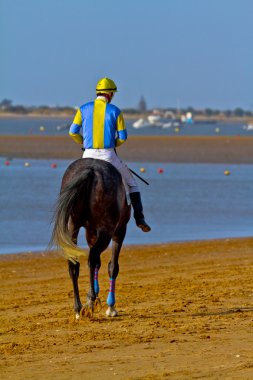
[82,148,139,193]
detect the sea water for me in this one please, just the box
[0,117,252,137]
[0,158,252,254]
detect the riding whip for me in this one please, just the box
[129,169,149,185]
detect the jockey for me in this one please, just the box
[69,77,151,232]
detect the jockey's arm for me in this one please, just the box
[115,112,127,147]
[69,108,83,144]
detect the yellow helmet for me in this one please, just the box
[96,77,117,93]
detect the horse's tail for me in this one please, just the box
[50,168,94,261]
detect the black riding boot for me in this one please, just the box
[130,192,151,232]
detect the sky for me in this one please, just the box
[0,0,252,110]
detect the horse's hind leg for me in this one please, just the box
[67,220,82,319]
[68,260,82,319]
[106,227,127,317]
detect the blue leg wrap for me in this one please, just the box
[94,268,99,296]
[94,280,99,295]
[107,278,116,306]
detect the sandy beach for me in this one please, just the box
[0,238,253,379]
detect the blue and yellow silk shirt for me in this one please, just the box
[69,97,127,148]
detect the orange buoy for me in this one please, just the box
[51,163,57,168]
[158,168,164,174]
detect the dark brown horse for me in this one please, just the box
[51,158,131,318]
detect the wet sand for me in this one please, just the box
[0,238,253,379]
[1,135,253,163]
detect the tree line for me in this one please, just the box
[0,98,252,117]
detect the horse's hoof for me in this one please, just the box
[80,305,94,319]
[94,298,102,312]
[75,313,80,320]
[106,306,118,317]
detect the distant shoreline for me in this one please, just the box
[0,112,74,119]
[0,111,252,123]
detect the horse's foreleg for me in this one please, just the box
[94,266,100,296]
[86,230,100,300]
[106,228,126,317]
[93,265,102,311]
[80,253,101,318]
[68,260,82,319]
[87,253,101,301]
[83,233,111,318]
[87,260,102,312]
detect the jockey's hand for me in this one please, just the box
[70,133,83,145]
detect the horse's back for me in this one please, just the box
[62,158,129,230]
[62,158,122,191]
